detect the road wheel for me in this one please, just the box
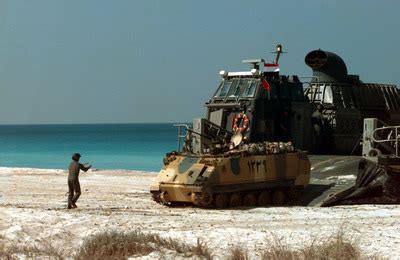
[287,187,299,201]
[214,193,228,208]
[272,190,285,206]
[243,193,257,206]
[257,191,271,206]
[229,193,242,207]
[151,191,162,204]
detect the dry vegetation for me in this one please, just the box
[229,230,362,260]
[76,230,212,259]
[0,235,13,260]
[0,229,372,259]
[0,235,64,260]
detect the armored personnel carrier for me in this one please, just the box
[150,45,311,208]
[150,145,310,208]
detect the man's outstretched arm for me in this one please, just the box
[79,163,92,172]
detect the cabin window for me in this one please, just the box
[215,81,232,97]
[227,80,242,97]
[242,81,257,97]
[233,85,242,96]
[228,79,252,98]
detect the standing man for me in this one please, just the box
[311,104,325,153]
[68,153,91,209]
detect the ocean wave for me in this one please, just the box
[92,169,158,175]
[0,167,66,173]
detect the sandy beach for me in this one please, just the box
[1,161,400,258]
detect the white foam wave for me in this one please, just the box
[92,169,158,175]
[0,167,66,173]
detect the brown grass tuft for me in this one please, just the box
[76,230,212,259]
[260,230,361,260]
[0,235,14,260]
[228,245,250,260]
[301,230,360,259]
[0,237,64,260]
[260,236,301,259]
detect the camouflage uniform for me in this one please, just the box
[311,106,324,152]
[68,160,90,208]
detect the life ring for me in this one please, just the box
[233,113,249,133]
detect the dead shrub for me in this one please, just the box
[0,238,64,260]
[228,245,250,260]
[76,230,212,259]
[260,234,301,260]
[192,238,213,259]
[302,230,360,259]
[0,236,14,260]
[260,230,361,260]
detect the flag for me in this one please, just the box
[264,63,280,72]
[262,78,271,92]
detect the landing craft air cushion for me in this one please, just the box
[150,45,400,208]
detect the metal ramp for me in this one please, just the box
[321,118,400,206]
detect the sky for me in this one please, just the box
[0,0,400,124]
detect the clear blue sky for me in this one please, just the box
[0,0,399,124]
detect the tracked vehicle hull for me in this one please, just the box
[150,151,310,208]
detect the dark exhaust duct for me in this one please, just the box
[305,49,348,83]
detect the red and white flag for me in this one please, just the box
[264,63,280,72]
[261,78,271,92]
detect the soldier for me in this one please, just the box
[311,104,325,152]
[67,153,91,209]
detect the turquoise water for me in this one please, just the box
[0,124,178,172]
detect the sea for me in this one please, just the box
[0,124,179,172]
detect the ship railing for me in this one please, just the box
[174,123,191,152]
[300,76,321,103]
[371,122,400,157]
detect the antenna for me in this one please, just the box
[270,44,286,64]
